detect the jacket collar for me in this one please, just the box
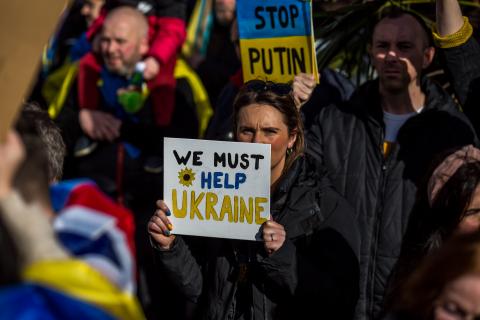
[270,155,325,220]
[349,76,457,126]
[270,156,304,217]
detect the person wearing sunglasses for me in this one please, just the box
[204,17,319,142]
[148,80,360,320]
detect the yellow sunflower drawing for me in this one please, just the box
[178,167,196,187]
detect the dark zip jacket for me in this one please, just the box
[306,77,477,320]
[153,154,360,320]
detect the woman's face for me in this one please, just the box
[236,104,296,183]
[458,185,480,235]
[434,274,480,320]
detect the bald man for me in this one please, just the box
[306,8,477,320]
[77,7,152,143]
[100,7,149,77]
[72,6,167,189]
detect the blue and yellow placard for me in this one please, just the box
[164,138,271,241]
[237,0,319,84]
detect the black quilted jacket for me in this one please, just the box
[306,77,477,320]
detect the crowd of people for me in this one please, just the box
[3,0,480,319]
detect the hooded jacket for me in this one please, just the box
[306,77,477,320]
[154,154,360,320]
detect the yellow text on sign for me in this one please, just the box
[240,36,315,83]
[171,189,268,225]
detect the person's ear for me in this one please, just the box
[139,37,149,56]
[422,46,435,69]
[288,129,297,149]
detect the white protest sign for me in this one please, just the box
[164,138,271,241]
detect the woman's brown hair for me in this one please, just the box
[232,80,305,176]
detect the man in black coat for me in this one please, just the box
[306,8,477,320]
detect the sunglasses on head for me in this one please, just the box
[244,80,292,96]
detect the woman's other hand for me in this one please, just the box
[148,200,176,250]
[262,220,286,256]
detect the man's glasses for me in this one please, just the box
[244,80,292,96]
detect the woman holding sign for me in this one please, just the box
[148,80,360,320]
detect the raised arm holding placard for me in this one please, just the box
[236,0,319,84]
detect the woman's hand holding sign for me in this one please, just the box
[148,200,176,250]
[262,220,286,256]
